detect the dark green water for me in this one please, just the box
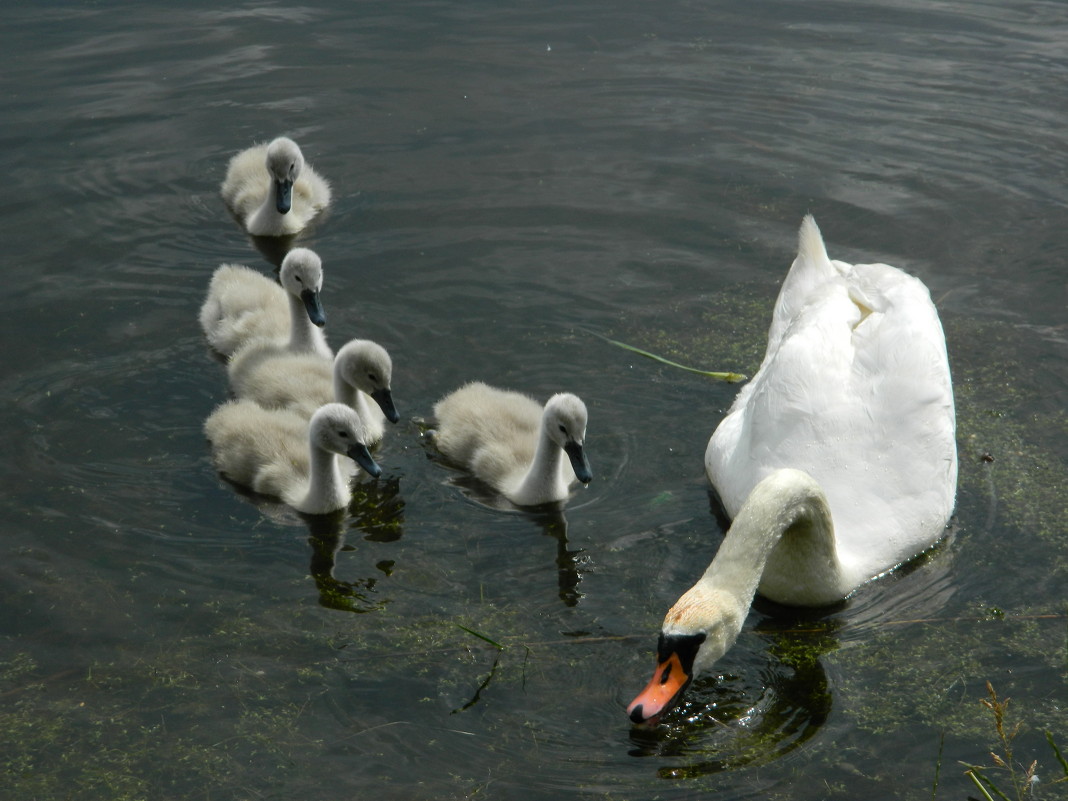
[2,1,1065,799]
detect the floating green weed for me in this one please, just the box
[591,330,747,383]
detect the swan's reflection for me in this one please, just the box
[302,476,405,613]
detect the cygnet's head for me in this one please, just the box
[626,588,745,725]
[335,340,400,424]
[543,393,592,485]
[308,403,382,478]
[279,247,326,328]
[265,137,305,214]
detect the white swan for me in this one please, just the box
[432,382,593,506]
[204,401,381,515]
[199,247,330,359]
[628,215,957,724]
[227,338,400,445]
[221,136,331,237]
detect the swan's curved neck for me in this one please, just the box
[302,443,347,514]
[698,469,844,609]
[510,424,565,505]
[286,292,327,355]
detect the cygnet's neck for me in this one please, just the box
[332,372,371,419]
[247,192,286,236]
[510,423,567,505]
[300,441,348,515]
[286,291,329,356]
[696,469,845,611]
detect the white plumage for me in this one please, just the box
[221,136,331,237]
[628,215,957,724]
[227,338,399,446]
[199,247,330,360]
[432,382,593,506]
[204,401,381,515]
[705,214,957,600]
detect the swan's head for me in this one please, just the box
[279,247,326,328]
[627,587,745,725]
[335,340,400,424]
[266,137,305,214]
[309,403,382,478]
[544,393,593,485]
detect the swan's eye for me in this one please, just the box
[337,430,350,438]
[367,373,378,383]
[559,424,568,435]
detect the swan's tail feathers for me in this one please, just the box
[798,215,830,267]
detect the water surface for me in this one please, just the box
[2,1,1066,799]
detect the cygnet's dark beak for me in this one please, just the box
[370,388,400,424]
[564,441,593,485]
[275,178,293,214]
[347,442,382,478]
[300,289,326,327]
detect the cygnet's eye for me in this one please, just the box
[559,424,568,435]
[337,429,350,438]
[367,373,378,384]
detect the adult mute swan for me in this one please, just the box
[628,215,956,724]
[204,401,381,515]
[221,136,331,237]
[432,382,593,506]
[199,247,330,359]
[227,338,400,446]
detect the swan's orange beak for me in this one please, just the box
[627,651,691,725]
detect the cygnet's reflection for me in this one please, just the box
[302,476,405,613]
[435,469,589,608]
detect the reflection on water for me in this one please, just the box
[621,483,962,777]
[627,640,833,777]
[427,458,590,607]
[626,596,842,777]
[4,0,1068,798]
[304,477,405,613]
[242,220,335,268]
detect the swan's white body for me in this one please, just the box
[706,214,957,602]
[199,248,331,360]
[628,215,957,724]
[221,137,331,237]
[432,382,593,506]
[204,401,381,515]
[227,339,399,445]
